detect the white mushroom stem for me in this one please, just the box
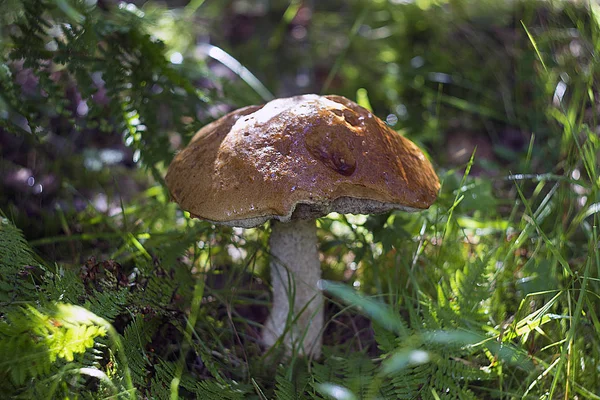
[262,219,323,358]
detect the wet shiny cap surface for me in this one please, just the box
[165,94,440,228]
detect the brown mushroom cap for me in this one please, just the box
[166,94,440,228]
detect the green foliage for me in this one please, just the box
[84,288,129,321]
[122,314,160,387]
[148,358,250,399]
[0,213,44,304]
[323,282,499,399]
[1,0,213,176]
[0,303,106,389]
[274,367,306,400]
[312,350,376,399]
[194,380,248,400]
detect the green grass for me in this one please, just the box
[1,0,600,398]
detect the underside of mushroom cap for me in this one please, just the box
[165,94,440,228]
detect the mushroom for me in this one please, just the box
[165,94,439,358]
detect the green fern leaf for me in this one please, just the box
[274,365,310,400]
[83,288,128,321]
[195,380,247,400]
[0,213,45,305]
[123,314,161,387]
[0,303,106,386]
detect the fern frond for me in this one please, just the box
[84,288,128,321]
[0,303,106,387]
[275,371,296,400]
[274,365,310,400]
[374,320,404,354]
[0,213,45,306]
[195,380,247,400]
[123,314,161,387]
[380,362,430,400]
[47,267,86,305]
[311,349,376,399]
[151,359,196,395]
[448,257,490,325]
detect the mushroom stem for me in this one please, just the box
[262,219,323,357]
